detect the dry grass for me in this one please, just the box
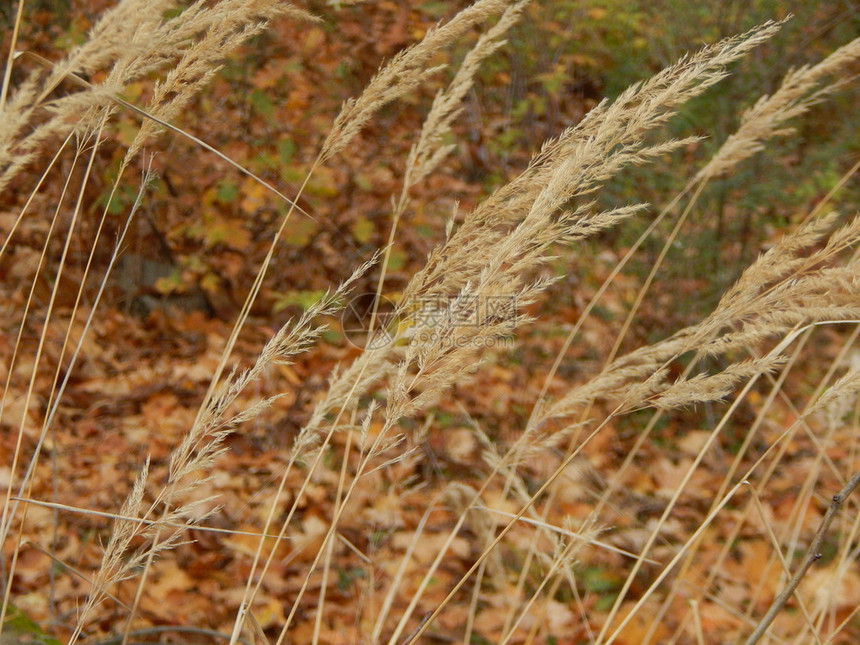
[1,1,859,644]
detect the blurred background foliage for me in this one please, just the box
[1,3,857,637]
[483,0,859,339]
[2,0,858,334]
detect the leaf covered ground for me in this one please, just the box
[2,1,859,644]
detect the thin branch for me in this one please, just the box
[743,470,860,645]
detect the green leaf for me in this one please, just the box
[386,249,406,272]
[217,180,238,203]
[154,269,184,295]
[278,138,296,165]
[2,603,62,645]
[351,217,374,244]
[273,289,328,312]
[249,88,275,121]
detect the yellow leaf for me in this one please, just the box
[351,216,374,243]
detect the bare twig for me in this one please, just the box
[743,470,860,645]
